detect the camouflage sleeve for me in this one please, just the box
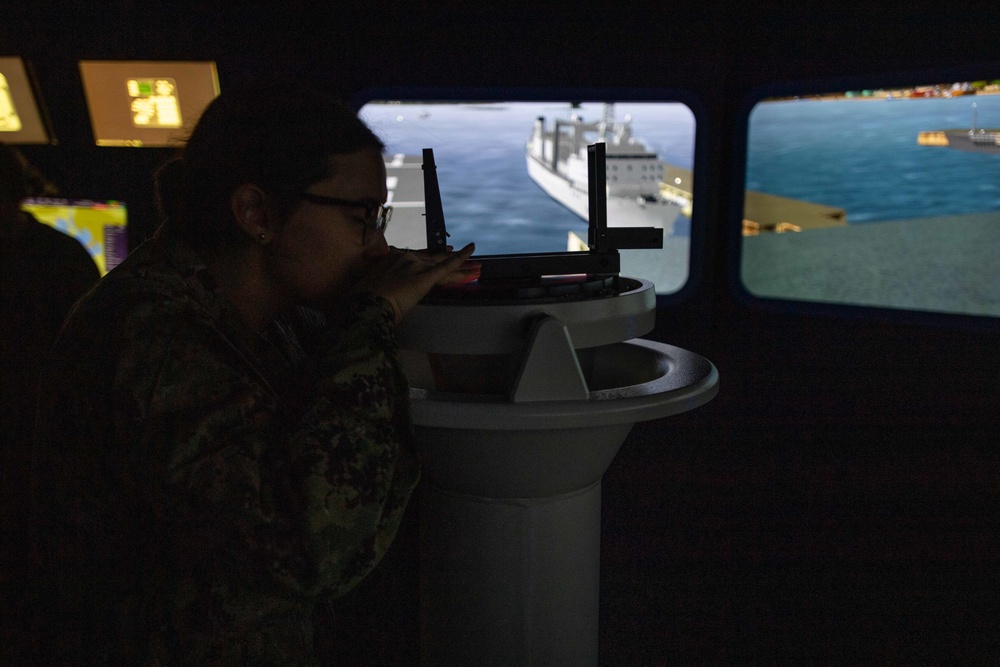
[279,293,421,598]
[126,292,419,610]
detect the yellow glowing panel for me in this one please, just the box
[128,78,182,127]
[0,74,23,132]
[0,57,52,143]
[79,61,219,147]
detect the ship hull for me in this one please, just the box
[526,152,683,231]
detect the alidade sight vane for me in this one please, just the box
[422,148,450,252]
[421,142,663,282]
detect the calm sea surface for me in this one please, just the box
[746,95,1000,222]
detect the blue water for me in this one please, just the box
[746,95,1000,222]
[360,101,696,254]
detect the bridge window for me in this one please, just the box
[740,79,1000,320]
[359,97,698,296]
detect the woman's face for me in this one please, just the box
[266,147,389,309]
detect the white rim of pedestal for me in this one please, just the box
[409,339,719,430]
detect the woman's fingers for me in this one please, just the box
[430,244,480,285]
[356,243,478,322]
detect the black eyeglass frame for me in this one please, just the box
[298,192,392,244]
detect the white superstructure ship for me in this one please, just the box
[526,104,688,232]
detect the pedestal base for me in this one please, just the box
[420,480,602,666]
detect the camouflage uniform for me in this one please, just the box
[30,222,420,665]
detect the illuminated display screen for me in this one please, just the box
[22,198,128,275]
[741,79,1000,318]
[78,61,220,147]
[0,56,53,144]
[360,98,697,296]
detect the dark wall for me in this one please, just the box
[4,2,999,662]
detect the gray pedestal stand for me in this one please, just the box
[397,279,718,665]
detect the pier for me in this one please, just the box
[662,163,846,235]
[918,129,1000,154]
[741,190,847,235]
[661,164,694,217]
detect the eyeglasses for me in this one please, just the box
[298,192,392,244]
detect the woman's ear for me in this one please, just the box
[230,184,273,243]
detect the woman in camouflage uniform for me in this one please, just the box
[30,85,478,664]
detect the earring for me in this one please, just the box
[257,233,268,242]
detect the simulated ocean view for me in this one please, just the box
[361,93,1000,315]
[361,101,696,294]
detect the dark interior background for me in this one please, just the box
[4,1,999,663]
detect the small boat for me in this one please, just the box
[526,104,688,232]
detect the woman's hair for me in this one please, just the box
[168,84,385,252]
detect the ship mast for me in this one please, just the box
[599,103,615,141]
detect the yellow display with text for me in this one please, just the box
[22,198,128,275]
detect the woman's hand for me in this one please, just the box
[354,243,480,323]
